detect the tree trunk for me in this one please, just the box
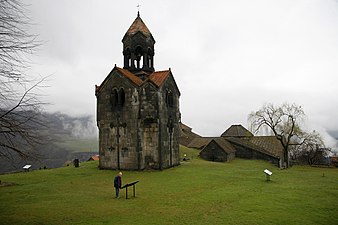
[284,149,289,168]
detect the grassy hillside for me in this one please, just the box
[56,137,99,152]
[0,148,337,225]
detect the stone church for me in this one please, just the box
[95,13,181,170]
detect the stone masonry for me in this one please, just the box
[95,13,181,170]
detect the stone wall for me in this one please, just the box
[158,77,180,169]
[200,141,235,162]
[232,142,280,166]
[97,70,140,170]
[97,69,180,170]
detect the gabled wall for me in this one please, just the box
[96,69,180,170]
[200,140,235,162]
[157,75,180,169]
[97,70,140,170]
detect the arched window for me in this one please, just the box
[118,88,125,107]
[111,88,125,110]
[135,46,143,69]
[166,91,174,108]
[124,48,131,67]
[110,89,118,108]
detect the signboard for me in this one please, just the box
[23,165,31,169]
[263,169,272,176]
[23,165,32,171]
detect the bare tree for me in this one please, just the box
[248,103,305,168]
[291,130,330,165]
[0,0,46,160]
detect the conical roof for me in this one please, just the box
[124,12,153,38]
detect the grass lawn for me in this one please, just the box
[0,146,337,225]
[56,138,99,152]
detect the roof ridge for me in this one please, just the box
[147,70,171,87]
[115,67,144,86]
[151,69,170,74]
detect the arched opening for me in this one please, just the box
[147,48,153,69]
[135,46,143,69]
[166,91,174,108]
[124,48,131,68]
[118,88,125,107]
[110,89,118,109]
[111,88,125,110]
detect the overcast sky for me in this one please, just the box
[25,0,338,148]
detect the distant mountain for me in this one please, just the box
[328,130,338,139]
[0,112,98,174]
[43,112,98,138]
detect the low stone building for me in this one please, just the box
[95,13,181,170]
[188,124,284,167]
[179,123,201,147]
[225,136,284,167]
[221,124,253,138]
[222,125,284,167]
[88,155,99,162]
[200,138,236,162]
[187,137,213,149]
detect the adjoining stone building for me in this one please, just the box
[186,124,285,167]
[200,138,236,162]
[95,13,181,170]
[179,123,201,147]
[221,125,284,167]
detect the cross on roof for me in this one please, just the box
[137,4,141,14]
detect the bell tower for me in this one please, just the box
[122,12,155,74]
[96,12,181,171]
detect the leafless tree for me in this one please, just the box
[0,0,46,160]
[291,130,330,165]
[248,103,305,168]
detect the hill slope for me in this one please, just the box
[0,112,98,173]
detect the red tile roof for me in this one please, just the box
[88,155,99,161]
[148,70,170,87]
[96,67,174,96]
[116,67,144,86]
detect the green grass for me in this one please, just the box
[0,147,337,225]
[56,137,98,152]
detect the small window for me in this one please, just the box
[166,91,174,108]
[111,88,125,110]
[110,89,118,107]
[118,88,125,107]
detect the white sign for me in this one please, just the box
[23,165,31,169]
[264,169,272,176]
